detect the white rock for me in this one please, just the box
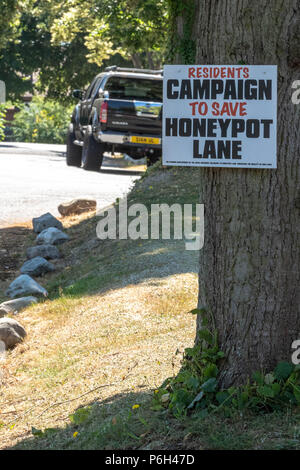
[32,212,63,233]
[26,244,60,260]
[0,305,10,317]
[0,317,26,348]
[0,296,37,316]
[36,227,69,245]
[6,275,48,298]
[20,256,55,277]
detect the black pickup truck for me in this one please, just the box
[67,66,163,170]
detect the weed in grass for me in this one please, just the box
[151,306,300,420]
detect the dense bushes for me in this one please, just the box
[11,97,72,144]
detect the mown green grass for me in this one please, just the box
[12,396,300,450]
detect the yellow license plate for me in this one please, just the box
[130,136,160,145]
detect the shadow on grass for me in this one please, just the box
[0,225,35,301]
[8,388,181,450]
[45,230,198,302]
[6,386,299,450]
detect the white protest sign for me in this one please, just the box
[162,65,277,169]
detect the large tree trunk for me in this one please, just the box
[190,0,300,387]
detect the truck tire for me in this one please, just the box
[146,150,161,167]
[82,127,105,171]
[66,126,82,167]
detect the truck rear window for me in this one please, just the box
[104,77,162,102]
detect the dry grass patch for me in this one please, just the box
[0,272,197,449]
[0,165,200,449]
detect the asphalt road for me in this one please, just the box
[0,142,142,227]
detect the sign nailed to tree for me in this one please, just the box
[162,65,277,169]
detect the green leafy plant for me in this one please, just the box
[69,406,92,425]
[152,307,300,418]
[31,426,59,438]
[11,96,72,144]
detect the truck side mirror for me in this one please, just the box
[73,89,83,100]
[99,89,109,99]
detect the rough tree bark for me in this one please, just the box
[190,0,300,386]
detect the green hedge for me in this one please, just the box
[11,97,73,144]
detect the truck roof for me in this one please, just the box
[105,66,163,75]
[104,71,163,80]
[92,67,163,83]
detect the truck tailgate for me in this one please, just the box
[106,99,162,135]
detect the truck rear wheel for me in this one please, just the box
[66,126,82,167]
[82,127,105,171]
[146,150,161,167]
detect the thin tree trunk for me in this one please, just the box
[130,53,143,68]
[191,0,300,386]
[146,51,155,69]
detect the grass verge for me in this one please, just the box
[0,163,299,450]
